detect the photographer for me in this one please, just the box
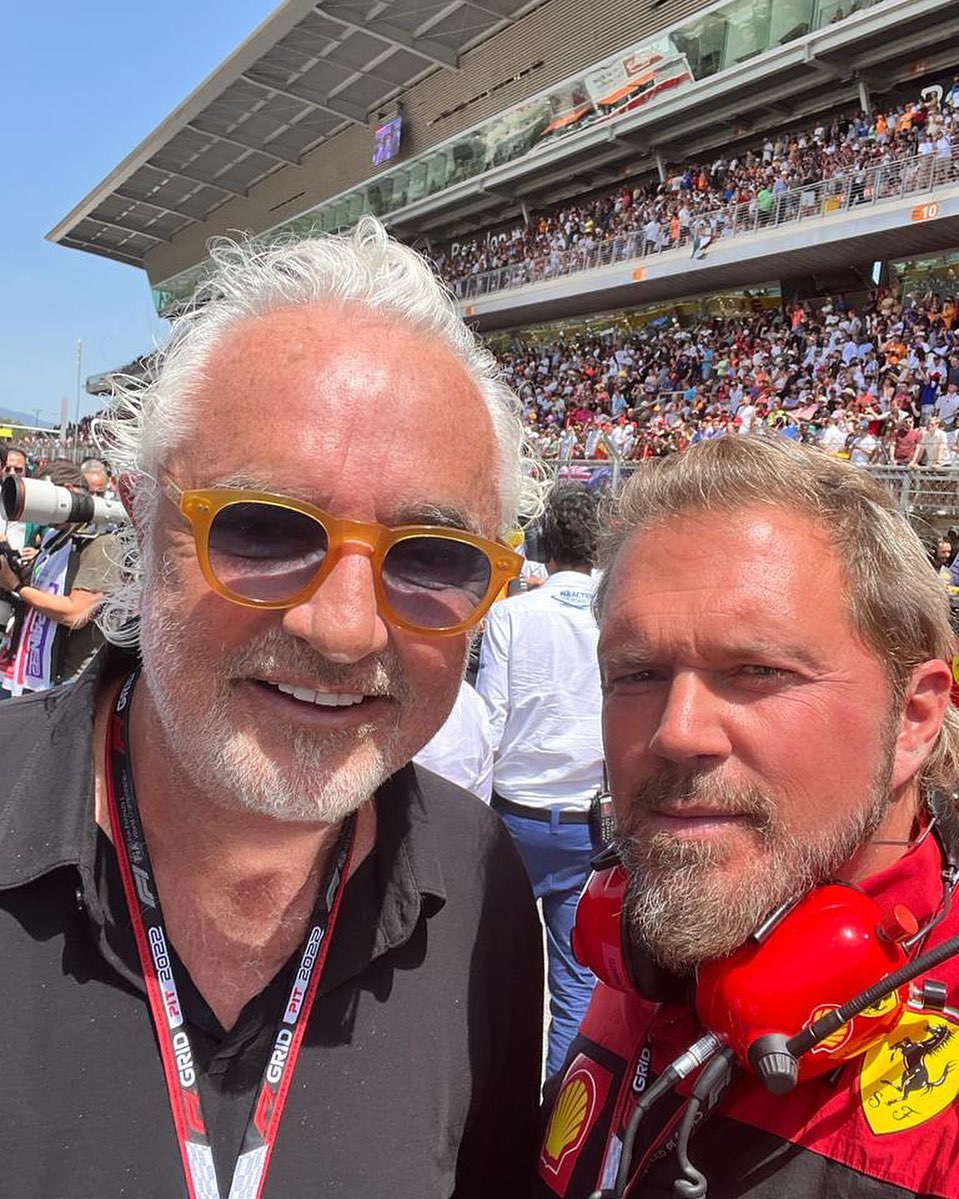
[0,446,33,555]
[0,459,119,696]
[0,446,37,640]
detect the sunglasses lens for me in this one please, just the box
[208,502,328,601]
[383,535,492,629]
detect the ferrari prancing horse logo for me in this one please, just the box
[860,1008,959,1134]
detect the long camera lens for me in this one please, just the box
[0,476,127,527]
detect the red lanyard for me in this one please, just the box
[105,672,355,1199]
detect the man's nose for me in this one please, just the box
[647,670,731,765]
[280,547,389,664]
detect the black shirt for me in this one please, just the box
[0,651,544,1197]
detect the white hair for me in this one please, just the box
[96,217,541,645]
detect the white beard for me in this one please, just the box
[137,566,429,824]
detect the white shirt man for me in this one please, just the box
[820,417,848,454]
[477,485,605,1081]
[479,569,603,811]
[847,426,881,465]
[414,680,493,803]
[736,401,758,434]
[911,416,951,466]
[936,384,959,433]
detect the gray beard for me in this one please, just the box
[617,755,895,976]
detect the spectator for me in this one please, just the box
[0,446,30,554]
[80,457,109,496]
[414,679,494,802]
[847,418,882,464]
[478,484,605,1079]
[435,83,957,298]
[910,414,951,466]
[932,537,954,581]
[893,414,922,464]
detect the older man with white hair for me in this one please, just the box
[0,220,543,1198]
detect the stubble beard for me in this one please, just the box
[138,575,422,825]
[618,741,897,976]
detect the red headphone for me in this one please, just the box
[571,855,921,1086]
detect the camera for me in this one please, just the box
[0,542,24,576]
[0,476,128,528]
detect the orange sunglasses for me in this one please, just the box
[164,481,522,635]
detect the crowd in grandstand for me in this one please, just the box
[12,79,959,480]
[504,287,959,465]
[433,78,959,287]
[9,287,959,473]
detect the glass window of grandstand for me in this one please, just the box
[770,0,815,44]
[672,14,727,79]
[365,179,389,216]
[450,137,483,186]
[287,213,323,238]
[721,0,772,67]
[426,149,452,195]
[891,253,959,307]
[388,170,410,210]
[407,160,429,205]
[814,0,860,27]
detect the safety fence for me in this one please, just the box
[548,458,959,518]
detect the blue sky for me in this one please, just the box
[1,1,278,424]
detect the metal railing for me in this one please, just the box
[547,456,959,516]
[450,140,959,302]
[865,464,959,516]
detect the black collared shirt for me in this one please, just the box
[0,651,543,1197]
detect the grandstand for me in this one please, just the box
[49,0,959,302]
[45,0,959,518]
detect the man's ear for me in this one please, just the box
[117,474,140,526]
[890,658,954,791]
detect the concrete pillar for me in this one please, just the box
[655,152,667,183]
[858,77,870,113]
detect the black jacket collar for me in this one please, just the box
[0,647,447,941]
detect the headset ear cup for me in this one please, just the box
[572,866,635,992]
[695,883,913,1081]
[621,912,690,1004]
[573,865,690,1001]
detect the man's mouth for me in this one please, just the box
[653,804,751,821]
[254,679,369,708]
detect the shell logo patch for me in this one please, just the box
[808,1004,854,1057]
[860,1007,959,1134]
[540,1056,613,1195]
[809,992,900,1057]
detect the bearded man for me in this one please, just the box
[536,436,959,1199]
[0,220,543,1198]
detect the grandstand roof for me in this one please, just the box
[392,0,959,242]
[47,0,539,268]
